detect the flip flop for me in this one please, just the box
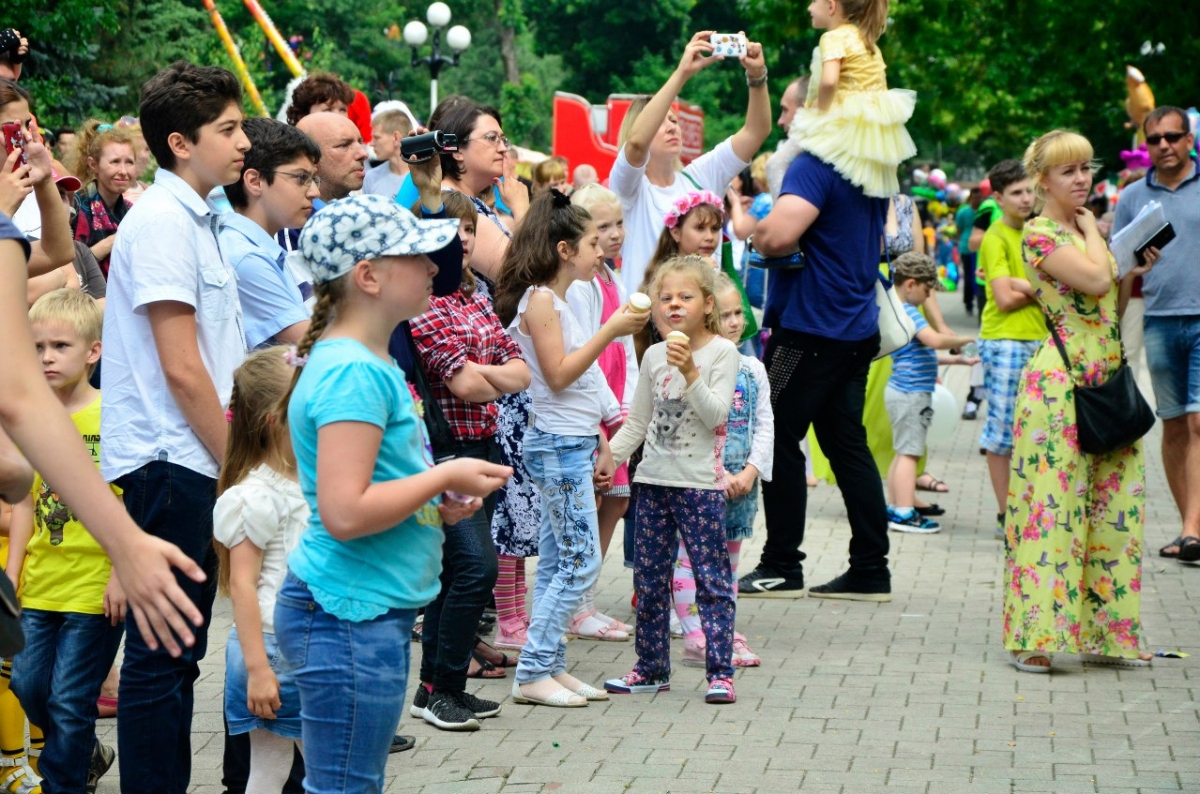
[1159,536,1184,558]
[916,474,950,493]
[467,650,507,679]
[1011,650,1051,673]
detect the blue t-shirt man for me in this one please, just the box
[763,154,886,341]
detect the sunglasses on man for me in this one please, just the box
[1146,131,1189,146]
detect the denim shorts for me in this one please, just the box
[980,339,1041,455]
[1144,315,1200,420]
[225,625,302,740]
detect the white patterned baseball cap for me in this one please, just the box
[297,193,460,284]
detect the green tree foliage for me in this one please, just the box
[14,0,1197,166]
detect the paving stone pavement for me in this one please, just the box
[92,295,1199,793]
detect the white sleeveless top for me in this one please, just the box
[509,285,620,435]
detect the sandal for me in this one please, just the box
[1178,536,1200,563]
[1159,536,1184,558]
[568,611,629,642]
[916,474,950,493]
[1011,650,1051,673]
[467,649,508,679]
[915,503,945,517]
[474,636,517,668]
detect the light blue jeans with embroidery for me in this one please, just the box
[515,428,602,684]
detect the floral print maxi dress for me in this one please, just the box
[1002,216,1146,659]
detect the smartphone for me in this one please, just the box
[709,33,746,59]
[1,121,26,172]
[1135,221,1175,264]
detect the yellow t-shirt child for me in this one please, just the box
[20,395,119,614]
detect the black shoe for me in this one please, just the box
[422,690,481,731]
[459,690,502,719]
[962,400,979,420]
[87,740,115,793]
[409,683,430,718]
[915,503,945,517]
[737,566,805,598]
[389,734,416,753]
[808,571,891,602]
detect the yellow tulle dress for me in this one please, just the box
[789,24,917,198]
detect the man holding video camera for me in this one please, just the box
[1113,105,1200,562]
[0,30,28,82]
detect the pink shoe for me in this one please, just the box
[681,635,706,668]
[568,610,629,642]
[732,636,761,667]
[593,610,633,633]
[494,619,528,651]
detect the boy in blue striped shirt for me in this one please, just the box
[885,253,978,533]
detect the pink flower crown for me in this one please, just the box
[663,190,724,229]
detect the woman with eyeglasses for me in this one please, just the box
[64,119,139,277]
[410,97,542,663]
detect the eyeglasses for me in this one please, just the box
[275,170,322,189]
[116,116,139,128]
[467,131,512,150]
[1146,131,1188,146]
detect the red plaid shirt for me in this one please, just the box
[410,291,524,441]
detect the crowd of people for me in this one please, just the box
[0,0,1195,791]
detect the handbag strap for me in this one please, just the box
[1042,310,1129,389]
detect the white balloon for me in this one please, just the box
[927,384,959,445]
[913,168,929,185]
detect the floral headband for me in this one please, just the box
[664,190,724,229]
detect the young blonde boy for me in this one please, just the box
[885,253,979,534]
[8,289,121,794]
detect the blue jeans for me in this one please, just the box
[11,610,123,794]
[1144,314,1200,420]
[113,460,218,794]
[275,573,415,794]
[515,429,601,684]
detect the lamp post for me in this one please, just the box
[402,2,471,117]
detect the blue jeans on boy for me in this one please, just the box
[275,573,415,794]
[11,610,123,794]
[113,460,218,794]
[515,428,601,684]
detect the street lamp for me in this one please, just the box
[402,2,471,117]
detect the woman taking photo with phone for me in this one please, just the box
[611,30,772,297]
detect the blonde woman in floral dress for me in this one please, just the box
[1003,130,1158,673]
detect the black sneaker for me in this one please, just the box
[459,690,502,719]
[808,571,891,603]
[737,566,805,598]
[389,734,416,753]
[422,690,481,731]
[87,740,115,793]
[409,683,430,718]
[962,400,979,420]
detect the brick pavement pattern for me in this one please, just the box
[93,297,1199,794]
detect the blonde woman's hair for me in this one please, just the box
[28,289,103,346]
[647,255,722,337]
[277,275,347,424]
[1022,129,1097,204]
[618,96,683,171]
[215,346,295,596]
[64,119,138,184]
[570,183,621,215]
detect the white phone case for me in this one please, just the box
[709,33,746,59]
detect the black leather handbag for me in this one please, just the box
[1045,316,1156,455]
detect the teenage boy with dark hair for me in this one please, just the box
[100,60,250,794]
[222,117,321,348]
[976,159,1041,541]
